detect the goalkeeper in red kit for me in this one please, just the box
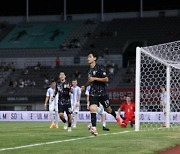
[117,96,135,128]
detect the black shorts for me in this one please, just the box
[58,103,72,115]
[89,95,110,108]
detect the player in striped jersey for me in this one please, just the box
[71,79,81,128]
[44,79,59,128]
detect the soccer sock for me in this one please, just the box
[91,113,97,127]
[60,116,67,123]
[50,111,54,123]
[73,113,78,126]
[102,120,106,127]
[55,111,59,125]
[68,122,71,127]
[68,114,72,127]
[72,113,74,126]
[110,110,117,119]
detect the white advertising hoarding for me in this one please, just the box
[0,111,180,122]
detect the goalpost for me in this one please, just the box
[135,41,180,131]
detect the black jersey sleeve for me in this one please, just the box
[99,65,108,78]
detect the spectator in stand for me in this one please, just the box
[34,62,41,70]
[55,57,61,68]
[60,42,67,51]
[84,31,91,38]
[23,68,29,75]
[13,81,17,88]
[73,70,81,79]
[9,79,13,87]
[19,78,25,88]
[30,80,36,87]
[43,77,50,89]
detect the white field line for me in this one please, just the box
[0,130,132,152]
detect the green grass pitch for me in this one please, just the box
[0,122,179,154]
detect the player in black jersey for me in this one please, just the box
[84,51,122,136]
[56,72,72,132]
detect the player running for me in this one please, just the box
[55,72,72,132]
[82,51,122,136]
[85,85,110,131]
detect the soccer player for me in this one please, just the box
[71,79,81,128]
[117,96,135,128]
[44,79,59,128]
[119,94,127,120]
[85,85,110,131]
[55,72,72,132]
[82,51,122,136]
[160,86,167,127]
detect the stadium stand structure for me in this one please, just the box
[1,17,180,58]
[0,22,75,49]
[0,62,15,86]
[0,21,98,57]
[81,17,180,56]
[0,65,89,97]
[1,17,180,110]
[0,23,15,41]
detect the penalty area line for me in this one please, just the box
[0,130,132,152]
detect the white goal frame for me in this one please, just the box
[135,44,180,131]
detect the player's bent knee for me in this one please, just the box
[90,105,97,112]
[59,113,64,117]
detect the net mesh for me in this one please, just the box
[138,41,180,130]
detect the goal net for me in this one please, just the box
[135,41,180,131]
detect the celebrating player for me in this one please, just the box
[44,79,59,128]
[71,79,81,128]
[55,72,72,132]
[85,85,110,131]
[117,96,135,128]
[82,51,122,136]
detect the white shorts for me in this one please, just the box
[97,105,104,115]
[49,104,58,112]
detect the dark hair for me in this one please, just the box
[51,79,56,83]
[72,78,77,81]
[124,94,127,97]
[88,51,99,61]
